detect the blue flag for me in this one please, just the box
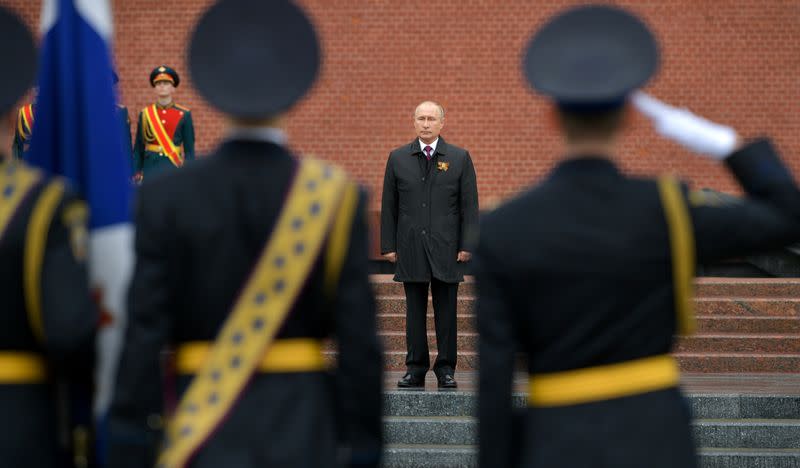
[27,0,134,462]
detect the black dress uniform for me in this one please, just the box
[381,138,478,384]
[475,6,800,468]
[0,7,97,467]
[108,2,382,468]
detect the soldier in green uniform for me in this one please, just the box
[0,7,98,467]
[131,66,195,182]
[109,2,382,468]
[12,89,35,160]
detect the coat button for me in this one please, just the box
[421,230,426,235]
[421,177,425,181]
[422,203,426,207]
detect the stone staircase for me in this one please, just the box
[368,276,800,467]
[381,388,800,468]
[370,276,800,373]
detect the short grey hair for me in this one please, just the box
[414,101,445,120]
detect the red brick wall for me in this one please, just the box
[4,0,799,210]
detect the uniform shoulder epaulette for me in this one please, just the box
[174,103,191,112]
[2,160,41,181]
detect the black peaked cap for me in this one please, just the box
[523,5,658,110]
[188,0,320,119]
[0,7,36,115]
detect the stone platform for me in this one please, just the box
[366,275,800,467]
[380,373,800,468]
[366,276,800,374]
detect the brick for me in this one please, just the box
[3,0,796,207]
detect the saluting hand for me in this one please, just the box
[457,251,471,262]
[383,252,397,263]
[631,91,741,160]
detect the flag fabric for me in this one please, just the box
[27,0,134,462]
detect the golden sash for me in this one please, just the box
[144,104,183,168]
[158,159,356,468]
[657,176,696,336]
[18,104,34,140]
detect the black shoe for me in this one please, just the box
[437,374,457,388]
[397,373,425,388]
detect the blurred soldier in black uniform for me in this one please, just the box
[475,5,800,468]
[0,6,97,468]
[108,1,383,468]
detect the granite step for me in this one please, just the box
[383,416,800,448]
[694,298,800,317]
[381,446,800,468]
[383,391,800,419]
[370,276,800,299]
[375,296,800,317]
[674,335,800,353]
[374,332,800,354]
[693,278,800,298]
[694,316,800,334]
[377,314,800,334]
[369,351,800,373]
[379,379,800,466]
[378,313,475,333]
[674,353,800,373]
[697,448,800,468]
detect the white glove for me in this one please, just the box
[631,91,739,160]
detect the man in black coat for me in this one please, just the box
[108,2,383,468]
[0,7,97,467]
[381,101,479,388]
[475,5,800,468]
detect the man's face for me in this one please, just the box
[414,103,444,144]
[154,80,175,99]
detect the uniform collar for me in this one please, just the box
[156,101,175,110]
[549,155,621,179]
[224,126,288,146]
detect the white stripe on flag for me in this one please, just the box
[90,224,134,415]
[75,0,113,39]
[40,0,57,33]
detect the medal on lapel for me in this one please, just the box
[437,161,449,171]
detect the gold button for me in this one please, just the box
[162,120,166,123]
[162,110,166,114]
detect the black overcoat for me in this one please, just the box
[108,138,383,468]
[0,161,97,468]
[380,137,479,283]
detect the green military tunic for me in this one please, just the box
[12,103,34,160]
[132,102,195,179]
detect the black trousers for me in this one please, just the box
[403,279,458,378]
